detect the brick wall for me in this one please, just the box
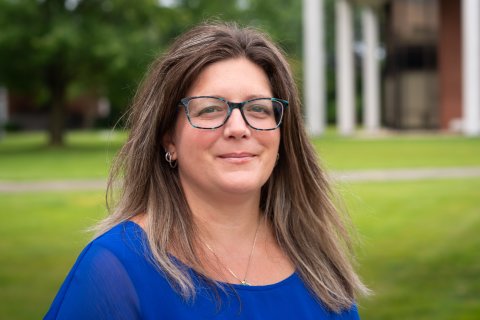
[438,0,462,130]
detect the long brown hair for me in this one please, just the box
[96,22,368,312]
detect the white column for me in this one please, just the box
[462,0,480,136]
[303,0,326,136]
[362,6,380,132]
[336,0,356,136]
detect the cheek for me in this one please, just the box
[259,131,281,153]
[174,123,219,157]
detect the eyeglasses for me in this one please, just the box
[179,96,288,130]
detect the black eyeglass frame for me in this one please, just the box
[179,96,289,131]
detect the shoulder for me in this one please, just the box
[44,222,148,320]
[283,273,361,319]
[93,221,145,251]
[62,221,147,274]
[64,221,150,286]
[339,303,361,319]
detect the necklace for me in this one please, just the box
[203,216,262,286]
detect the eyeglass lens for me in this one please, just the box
[186,97,284,130]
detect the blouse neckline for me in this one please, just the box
[122,220,298,291]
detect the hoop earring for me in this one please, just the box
[165,151,177,168]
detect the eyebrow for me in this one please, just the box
[204,94,273,102]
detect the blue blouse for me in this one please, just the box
[45,221,360,319]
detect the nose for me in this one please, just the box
[223,109,251,139]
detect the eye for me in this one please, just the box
[245,103,273,116]
[190,101,226,118]
[197,106,222,115]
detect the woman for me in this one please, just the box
[45,23,368,319]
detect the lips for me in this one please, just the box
[218,152,255,158]
[217,152,256,163]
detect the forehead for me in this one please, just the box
[186,58,273,100]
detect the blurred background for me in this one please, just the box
[0,0,479,319]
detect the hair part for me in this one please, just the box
[95,22,369,312]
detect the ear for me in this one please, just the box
[162,131,177,160]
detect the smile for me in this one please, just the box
[218,153,256,163]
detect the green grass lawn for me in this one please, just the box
[0,191,106,320]
[0,179,479,319]
[0,131,126,181]
[0,131,479,180]
[344,179,480,319]
[0,131,479,319]
[314,134,480,171]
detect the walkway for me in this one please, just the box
[1,167,480,193]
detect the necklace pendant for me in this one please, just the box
[241,280,251,286]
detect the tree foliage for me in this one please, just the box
[0,0,306,145]
[0,0,181,145]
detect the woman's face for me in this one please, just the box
[166,57,281,199]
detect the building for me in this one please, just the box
[0,90,110,132]
[303,0,480,136]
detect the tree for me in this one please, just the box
[0,0,181,145]
[0,0,309,145]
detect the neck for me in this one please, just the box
[179,182,294,286]
[182,185,263,247]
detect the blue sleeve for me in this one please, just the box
[44,243,141,320]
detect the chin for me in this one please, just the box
[216,177,264,195]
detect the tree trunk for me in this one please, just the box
[49,91,65,146]
[47,64,67,147]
